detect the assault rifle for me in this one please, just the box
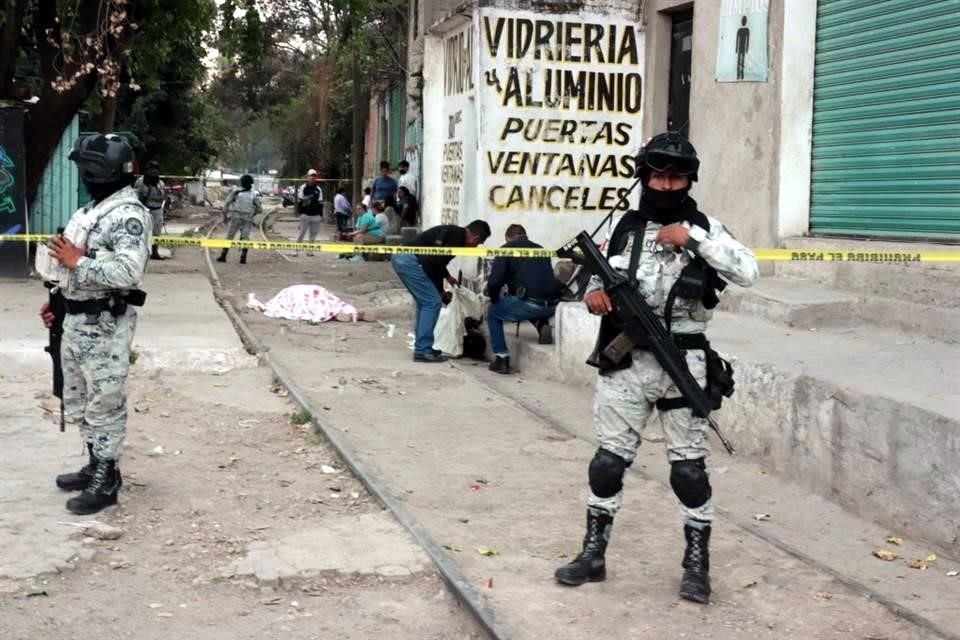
[557,231,736,455]
[44,282,66,432]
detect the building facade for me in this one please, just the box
[405,0,959,250]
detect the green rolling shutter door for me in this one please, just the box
[811,0,960,239]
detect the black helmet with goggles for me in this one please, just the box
[636,131,699,182]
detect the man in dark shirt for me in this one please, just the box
[371,161,398,212]
[391,220,492,362]
[396,186,419,227]
[485,224,562,374]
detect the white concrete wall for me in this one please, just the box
[422,3,648,256]
[644,0,808,250]
[418,0,826,254]
[776,0,816,239]
[475,7,647,248]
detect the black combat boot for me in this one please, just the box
[151,245,164,260]
[239,249,248,264]
[679,523,711,604]
[65,458,121,515]
[488,356,512,374]
[216,248,228,262]
[55,443,96,491]
[555,509,613,586]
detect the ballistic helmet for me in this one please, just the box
[636,131,699,182]
[69,134,135,184]
[240,174,254,189]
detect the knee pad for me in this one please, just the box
[588,449,628,498]
[670,459,712,508]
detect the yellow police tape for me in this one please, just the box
[2,233,958,262]
[159,175,349,183]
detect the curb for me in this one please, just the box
[203,228,509,640]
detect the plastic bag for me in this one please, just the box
[433,286,483,356]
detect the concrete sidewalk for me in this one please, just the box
[0,273,254,581]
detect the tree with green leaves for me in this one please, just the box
[0,0,140,202]
[209,0,409,190]
[0,0,229,201]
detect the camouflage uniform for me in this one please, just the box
[586,216,758,525]
[223,187,263,241]
[135,176,166,236]
[60,186,150,461]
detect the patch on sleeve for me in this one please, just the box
[124,217,144,236]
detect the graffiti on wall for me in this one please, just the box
[478,10,645,215]
[0,107,28,276]
[0,146,18,215]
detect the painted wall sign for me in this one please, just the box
[440,24,476,225]
[477,9,645,221]
[715,0,769,82]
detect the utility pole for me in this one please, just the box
[351,39,363,207]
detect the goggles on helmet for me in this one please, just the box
[69,149,134,182]
[642,150,700,176]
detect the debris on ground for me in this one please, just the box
[59,521,124,540]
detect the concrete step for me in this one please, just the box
[778,236,960,309]
[719,277,860,331]
[0,274,255,374]
[719,277,960,341]
[510,301,960,555]
[504,322,559,377]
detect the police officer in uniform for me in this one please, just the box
[554,132,759,603]
[134,159,166,260]
[39,134,151,515]
[216,174,262,264]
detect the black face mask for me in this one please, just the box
[84,179,128,203]
[145,173,160,186]
[639,186,694,224]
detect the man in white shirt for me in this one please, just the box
[333,186,351,236]
[397,160,417,197]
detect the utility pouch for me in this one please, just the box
[125,289,147,307]
[109,294,128,317]
[705,347,735,410]
[674,261,707,300]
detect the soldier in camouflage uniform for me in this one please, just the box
[216,174,262,265]
[40,133,150,515]
[134,159,166,260]
[554,132,759,603]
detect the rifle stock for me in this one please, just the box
[559,232,735,455]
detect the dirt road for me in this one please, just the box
[0,207,484,640]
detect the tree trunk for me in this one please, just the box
[25,0,133,204]
[97,93,119,132]
[0,0,29,97]
[351,51,363,207]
